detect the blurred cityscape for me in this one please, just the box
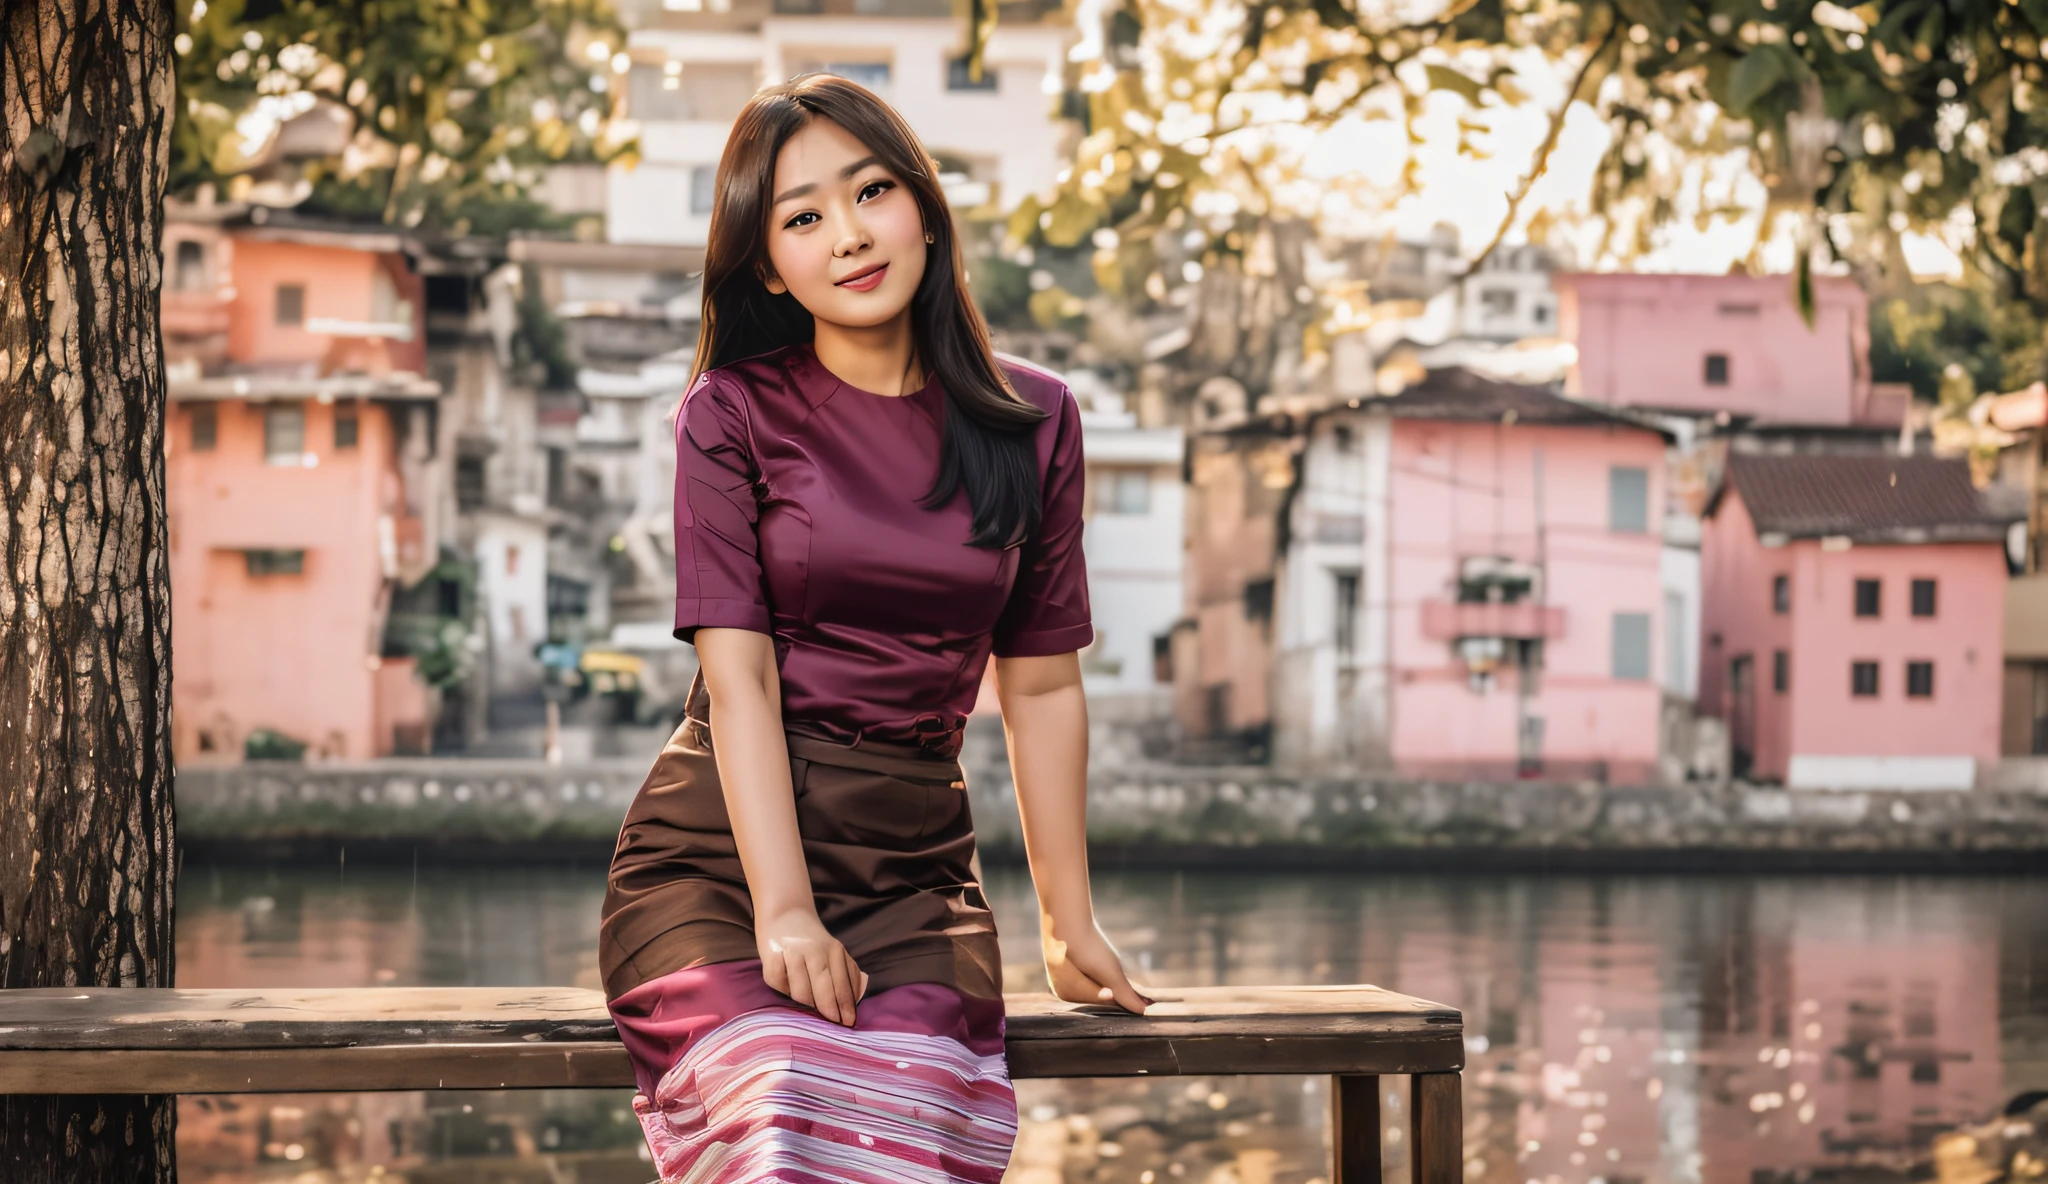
[140,0,2048,1180]
[165,0,2048,794]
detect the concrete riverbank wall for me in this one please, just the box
[176,753,2048,872]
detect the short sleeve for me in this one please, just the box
[672,373,773,642]
[991,387,1094,657]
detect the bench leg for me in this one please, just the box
[1409,1071,1462,1184]
[1329,1073,1381,1183]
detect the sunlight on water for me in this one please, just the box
[174,862,2048,1184]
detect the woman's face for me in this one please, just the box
[760,117,928,330]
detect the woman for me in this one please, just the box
[599,73,1150,1183]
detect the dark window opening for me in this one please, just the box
[334,407,359,450]
[275,283,305,327]
[424,274,471,313]
[946,54,998,91]
[190,404,217,452]
[1907,660,1934,698]
[245,548,305,577]
[1772,649,1788,693]
[1852,660,1880,697]
[1854,578,1881,618]
[455,454,487,512]
[1772,573,1789,614]
[1911,578,1937,617]
[263,403,305,465]
[1203,684,1230,737]
[1333,570,1359,661]
[1704,353,1729,386]
[1243,578,1275,624]
[173,240,208,291]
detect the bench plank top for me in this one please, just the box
[0,985,1462,1093]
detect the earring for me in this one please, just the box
[924,231,935,243]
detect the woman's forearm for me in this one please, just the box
[695,628,813,920]
[992,653,1094,929]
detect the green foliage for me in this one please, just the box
[994,0,2048,379]
[244,728,309,761]
[383,549,479,691]
[1871,276,2047,404]
[516,273,579,389]
[173,0,637,232]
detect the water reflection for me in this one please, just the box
[174,862,2048,1183]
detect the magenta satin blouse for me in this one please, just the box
[670,341,1092,756]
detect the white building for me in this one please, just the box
[608,4,1076,246]
[1069,372,1185,700]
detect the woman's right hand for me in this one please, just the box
[756,907,868,1026]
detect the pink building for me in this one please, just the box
[1203,369,1676,781]
[1555,272,1903,427]
[164,204,445,763]
[1698,454,2015,789]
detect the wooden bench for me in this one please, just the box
[0,984,1463,1183]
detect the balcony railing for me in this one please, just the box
[1420,599,1566,641]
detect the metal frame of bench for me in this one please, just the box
[0,984,1464,1183]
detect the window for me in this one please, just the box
[1854,578,1881,618]
[690,166,717,216]
[263,404,305,465]
[1479,288,1518,316]
[1911,578,1937,617]
[1102,468,1150,515]
[1609,466,1649,534]
[456,454,487,512]
[173,240,207,291]
[1906,660,1934,698]
[334,408,359,450]
[244,549,305,577]
[1244,578,1275,624]
[506,545,521,576]
[1704,353,1729,386]
[1773,649,1788,693]
[190,404,217,452]
[946,54,998,91]
[1851,660,1880,697]
[1331,424,1354,452]
[797,60,891,90]
[1333,570,1360,660]
[275,283,305,327]
[1773,574,1790,614]
[1612,612,1651,681]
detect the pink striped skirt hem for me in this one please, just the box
[608,959,1017,1183]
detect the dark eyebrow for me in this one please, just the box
[772,155,886,206]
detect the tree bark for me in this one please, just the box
[0,0,177,1180]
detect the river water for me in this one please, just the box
[173,860,2048,1184]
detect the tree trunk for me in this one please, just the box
[0,0,178,1180]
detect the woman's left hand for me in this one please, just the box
[1042,915,1152,1015]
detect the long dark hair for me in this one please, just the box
[692,73,1048,549]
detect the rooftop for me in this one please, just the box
[1711,453,2023,545]
[1354,367,1672,438]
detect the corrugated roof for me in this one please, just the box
[1716,453,2021,543]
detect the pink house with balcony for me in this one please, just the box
[1259,368,1673,781]
[163,203,447,763]
[1699,454,2017,789]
